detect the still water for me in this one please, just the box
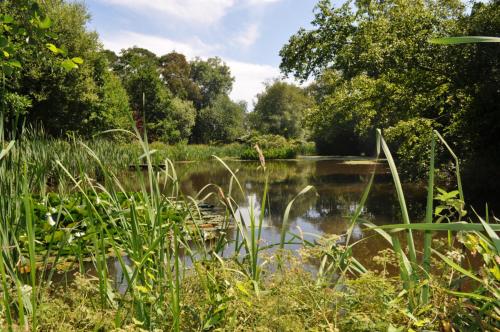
[145,158,426,265]
[94,157,431,291]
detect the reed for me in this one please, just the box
[0,122,498,330]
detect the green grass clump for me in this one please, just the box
[240,146,297,160]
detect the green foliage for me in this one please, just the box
[195,94,246,144]
[159,52,201,103]
[189,56,234,109]
[306,72,381,154]
[251,80,314,139]
[239,134,314,160]
[1,125,498,331]
[0,0,80,76]
[384,118,437,180]
[280,0,500,181]
[162,97,196,143]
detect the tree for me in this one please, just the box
[158,52,201,103]
[195,95,246,143]
[164,97,196,143]
[190,57,234,109]
[19,0,131,137]
[0,0,82,135]
[113,47,158,78]
[118,47,199,143]
[251,80,314,139]
[280,0,466,156]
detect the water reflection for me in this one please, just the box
[119,158,427,269]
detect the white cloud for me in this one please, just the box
[100,0,235,24]
[227,60,280,106]
[246,0,281,4]
[101,31,217,58]
[234,23,259,48]
[99,0,283,25]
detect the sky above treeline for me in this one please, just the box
[84,0,342,108]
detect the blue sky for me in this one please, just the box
[83,0,342,107]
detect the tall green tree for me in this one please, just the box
[114,47,158,78]
[158,52,201,104]
[23,0,131,136]
[190,57,234,109]
[251,80,314,139]
[280,0,465,157]
[196,95,246,143]
[118,47,197,143]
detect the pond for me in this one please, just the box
[120,157,429,271]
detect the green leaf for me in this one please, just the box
[444,289,496,302]
[71,57,84,64]
[429,36,500,45]
[59,46,68,57]
[2,15,14,24]
[432,249,482,283]
[38,16,52,29]
[61,59,78,71]
[369,222,500,232]
[45,32,58,39]
[46,43,59,54]
[8,60,21,68]
[434,206,445,215]
[475,211,500,254]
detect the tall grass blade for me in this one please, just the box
[0,140,15,160]
[280,185,315,249]
[377,129,417,264]
[474,206,500,253]
[432,249,482,283]
[434,131,464,202]
[422,131,435,304]
[429,36,500,44]
[367,222,500,232]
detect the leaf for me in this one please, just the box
[71,57,84,64]
[429,36,500,45]
[2,15,14,24]
[61,59,78,71]
[46,43,59,54]
[59,46,68,56]
[38,16,52,29]
[0,141,15,160]
[369,222,500,232]
[8,60,21,68]
[0,36,7,48]
[432,249,482,283]
[434,206,445,215]
[475,212,500,254]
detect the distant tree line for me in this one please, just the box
[0,0,316,146]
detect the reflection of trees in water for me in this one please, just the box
[119,160,426,239]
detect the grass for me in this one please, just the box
[0,123,498,331]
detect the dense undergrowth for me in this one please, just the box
[0,125,498,331]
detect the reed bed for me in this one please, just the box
[0,124,498,331]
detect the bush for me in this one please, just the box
[240,146,297,160]
[239,134,315,160]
